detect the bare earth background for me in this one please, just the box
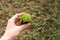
[0,0,60,40]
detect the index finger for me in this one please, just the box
[10,13,22,22]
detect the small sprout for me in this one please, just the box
[19,12,32,24]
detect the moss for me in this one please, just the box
[19,12,32,24]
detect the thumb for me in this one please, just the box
[19,23,31,31]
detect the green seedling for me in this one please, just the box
[19,12,32,24]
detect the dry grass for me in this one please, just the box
[0,0,60,40]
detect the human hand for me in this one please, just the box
[0,13,31,40]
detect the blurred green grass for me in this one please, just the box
[0,0,60,40]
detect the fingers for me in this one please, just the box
[9,13,22,22]
[21,23,31,27]
[11,13,22,21]
[18,23,31,31]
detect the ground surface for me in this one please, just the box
[0,0,60,40]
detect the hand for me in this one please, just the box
[0,13,31,40]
